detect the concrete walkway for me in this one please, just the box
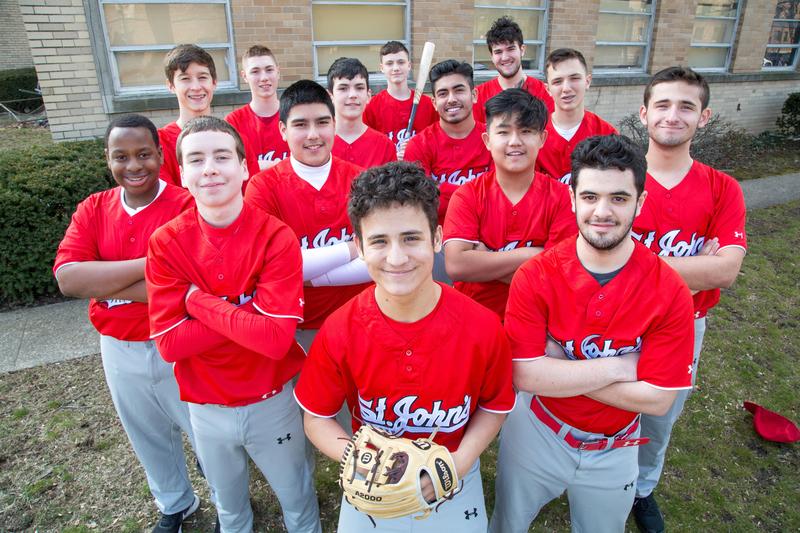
[1,171,798,374]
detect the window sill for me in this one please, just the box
[103,89,250,115]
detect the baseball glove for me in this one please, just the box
[339,425,461,521]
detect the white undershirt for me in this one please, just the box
[553,122,581,142]
[120,179,167,216]
[290,155,331,191]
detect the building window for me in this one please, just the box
[311,0,410,79]
[594,0,657,72]
[472,1,549,75]
[688,1,742,71]
[764,0,800,69]
[98,0,237,94]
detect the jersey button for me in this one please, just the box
[405,350,412,356]
[598,294,604,300]
[217,274,224,280]
[595,310,602,317]
[666,193,672,199]
[129,237,135,242]
[405,365,412,372]
[512,210,518,216]
[128,219,133,225]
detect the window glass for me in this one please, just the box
[763,1,800,68]
[594,0,655,71]
[116,48,230,87]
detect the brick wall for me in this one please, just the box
[587,78,795,134]
[1,0,35,70]
[730,1,775,73]
[548,0,600,69]
[412,0,473,67]
[649,0,696,72]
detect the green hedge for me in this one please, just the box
[0,68,42,113]
[0,140,113,306]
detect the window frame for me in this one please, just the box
[763,2,800,70]
[471,1,550,77]
[310,0,411,81]
[593,0,658,74]
[689,1,743,72]
[97,0,238,95]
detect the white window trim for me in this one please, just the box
[763,15,800,71]
[594,1,658,74]
[97,0,238,95]
[472,1,549,76]
[310,0,411,81]
[689,2,744,72]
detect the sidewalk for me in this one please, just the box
[1,171,798,374]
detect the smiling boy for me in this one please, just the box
[146,116,321,532]
[328,57,396,169]
[226,45,291,170]
[443,89,575,320]
[295,161,515,532]
[537,48,617,184]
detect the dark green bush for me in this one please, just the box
[0,140,113,306]
[617,113,762,170]
[0,68,42,113]
[776,92,800,137]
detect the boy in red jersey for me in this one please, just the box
[474,16,554,124]
[54,114,199,533]
[443,89,575,320]
[327,57,396,169]
[146,117,321,533]
[490,135,694,533]
[245,80,372,351]
[363,41,438,159]
[296,161,516,532]
[537,48,617,184]
[159,44,258,186]
[226,45,290,170]
[630,67,747,533]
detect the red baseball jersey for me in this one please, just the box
[505,238,695,435]
[244,157,371,329]
[332,127,397,169]
[363,90,438,152]
[53,183,193,341]
[146,203,306,406]
[226,104,290,167]
[536,111,618,184]
[474,77,555,124]
[443,170,577,320]
[158,121,260,188]
[632,161,747,318]
[404,121,492,223]
[295,283,516,452]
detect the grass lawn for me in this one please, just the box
[1,200,797,532]
[0,124,53,152]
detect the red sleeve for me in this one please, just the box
[294,324,348,417]
[477,322,516,413]
[244,138,261,179]
[545,183,578,249]
[504,263,549,361]
[442,184,479,243]
[54,196,100,274]
[158,129,182,187]
[251,221,305,321]
[637,277,695,389]
[418,97,438,130]
[243,171,279,216]
[710,172,747,251]
[363,98,380,131]
[403,135,431,174]
[380,136,398,164]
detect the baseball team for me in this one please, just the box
[53,15,747,533]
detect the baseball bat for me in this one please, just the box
[406,41,436,134]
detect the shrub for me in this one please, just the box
[776,92,800,138]
[617,113,761,170]
[0,68,42,113]
[0,140,112,306]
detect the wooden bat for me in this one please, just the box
[406,41,436,134]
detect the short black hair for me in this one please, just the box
[326,57,369,92]
[279,80,335,124]
[486,16,524,50]
[176,116,246,164]
[644,66,710,110]
[380,41,409,58]
[430,59,474,91]
[571,135,647,196]
[105,114,160,148]
[349,161,439,242]
[545,48,588,80]
[484,88,548,131]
